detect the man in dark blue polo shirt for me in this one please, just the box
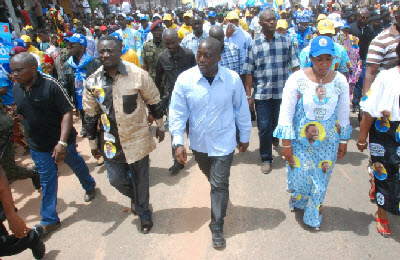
[10,53,96,235]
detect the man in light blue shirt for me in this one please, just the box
[169,38,251,249]
[180,15,208,58]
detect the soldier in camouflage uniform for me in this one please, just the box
[0,101,39,185]
[142,20,166,96]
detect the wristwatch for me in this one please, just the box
[172,144,183,150]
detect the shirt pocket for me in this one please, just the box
[122,94,138,114]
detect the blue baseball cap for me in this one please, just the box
[208,11,216,17]
[13,39,27,48]
[64,33,87,47]
[341,21,350,30]
[309,36,335,58]
[109,32,123,42]
[139,14,148,21]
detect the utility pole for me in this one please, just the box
[4,0,20,38]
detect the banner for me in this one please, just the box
[0,23,12,64]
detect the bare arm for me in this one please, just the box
[0,87,7,95]
[0,165,29,238]
[142,56,149,72]
[362,63,380,96]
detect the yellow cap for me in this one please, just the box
[317,20,335,35]
[183,12,193,18]
[235,9,240,15]
[317,14,327,22]
[276,19,288,29]
[163,13,172,20]
[20,35,32,43]
[73,18,79,23]
[24,25,34,31]
[226,11,239,20]
[245,11,250,16]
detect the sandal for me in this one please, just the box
[375,215,392,238]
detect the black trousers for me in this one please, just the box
[193,150,234,231]
[0,223,38,257]
[105,155,151,221]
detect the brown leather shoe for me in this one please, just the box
[41,221,61,235]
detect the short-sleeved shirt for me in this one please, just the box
[367,25,400,72]
[155,46,196,99]
[299,41,350,74]
[12,72,77,152]
[242,33,300,100]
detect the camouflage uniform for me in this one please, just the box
[142,40,166,96]
[0,102,35,182]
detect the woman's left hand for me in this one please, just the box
[337,143,347,159]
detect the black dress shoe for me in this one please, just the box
[84,187,96,202]
[169,161,184,174]
[30,225,45,259]
[140,220,153,234]
[212,230,226,248]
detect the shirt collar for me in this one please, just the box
[101,59,128,77]
[193,65,225,84]
[166,46,185,59]
[261,32,278,41]
[389,24,400,37]
[30,72,43,89]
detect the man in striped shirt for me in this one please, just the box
[363,9,400,96]
[10,53,96,235]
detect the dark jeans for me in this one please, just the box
[105,156,151,221]
[255,99,282,163]
[352,59,366,107]
[0,223,40,257]
[193,150,234,232]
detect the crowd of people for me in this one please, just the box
[1,0,400,258]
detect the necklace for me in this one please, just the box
[313,69,330,87]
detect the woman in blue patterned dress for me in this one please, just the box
[273,36,352,230]
[357,42,400,237]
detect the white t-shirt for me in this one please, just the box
[249,16,261,39]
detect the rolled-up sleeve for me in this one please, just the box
[169,78,189,146]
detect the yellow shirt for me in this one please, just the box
[122,49,141,68]
[178,24,193,40]
[239,19,249,32]
[166,23,177,30]
[28,46,44,64]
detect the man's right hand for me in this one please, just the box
[8,213,29,238]
[175,146,187,166]
[91,149,102,159]
[226,23,235,38]
[248,98,255,111]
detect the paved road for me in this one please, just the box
[7,114,400,259]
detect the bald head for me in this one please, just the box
[209,26,225,50]
[199,38,221,56]
[259,10,275,20]
[10,53,38,86]
[163,29,178,41]
[11,52,38,68]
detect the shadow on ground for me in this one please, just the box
[294,206,376,236]
[146,203,285,238]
